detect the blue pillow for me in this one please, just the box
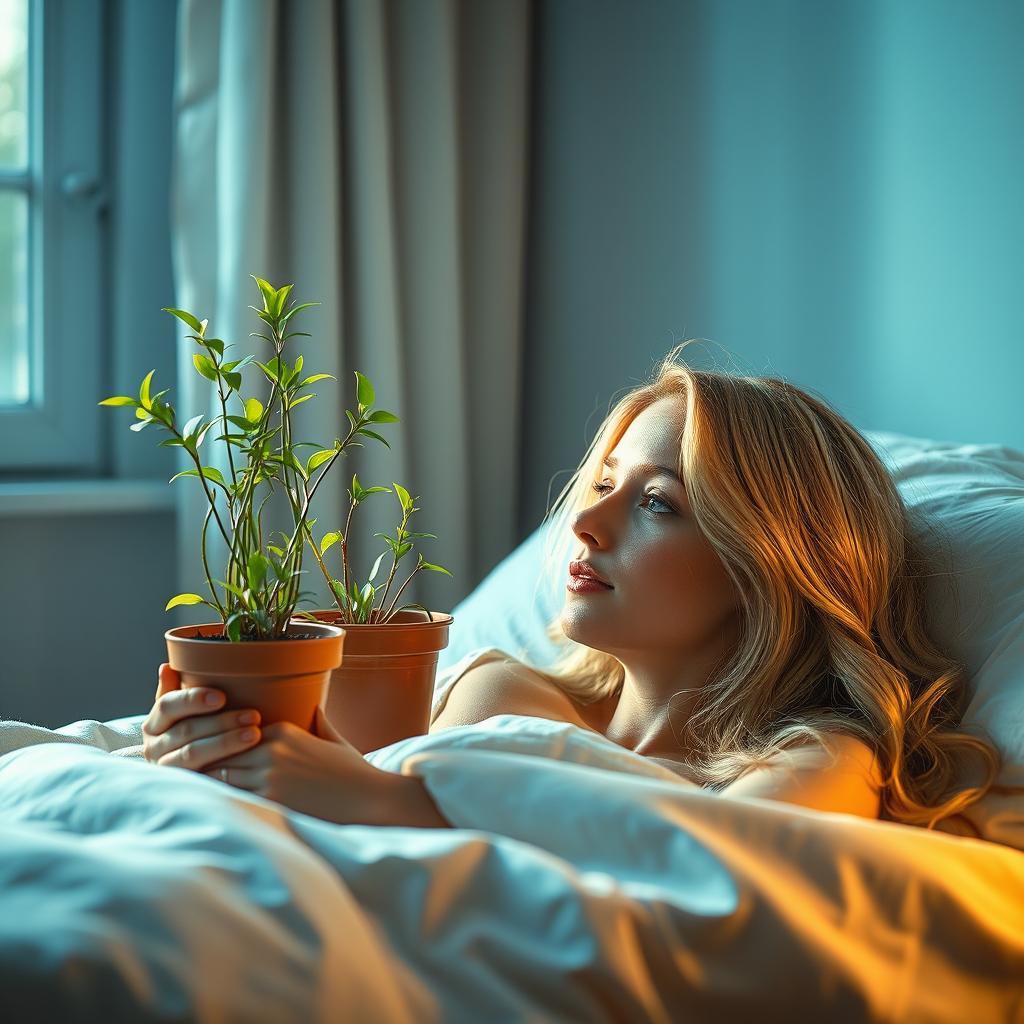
[438,520,563,672]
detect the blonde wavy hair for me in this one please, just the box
[533,342,1001,830]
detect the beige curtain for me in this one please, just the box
[169,0,531,622]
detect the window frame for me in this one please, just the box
[0,0,106,473]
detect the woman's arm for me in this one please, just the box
[719,733,883,819]
[381,772,453,828]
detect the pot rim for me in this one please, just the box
[165,620,346,645]
[307,609,454,631]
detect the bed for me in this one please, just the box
[2,430,1023,1022]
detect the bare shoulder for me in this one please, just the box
[723,730,884,819]
[430,656,596,733]
[784,732,882,780]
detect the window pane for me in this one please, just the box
[0,0,28,169]
[0,189,28,404]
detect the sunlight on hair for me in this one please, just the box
[530,341,1001,830]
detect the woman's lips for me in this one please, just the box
[566,575,614,594]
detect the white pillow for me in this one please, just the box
[866,432,1024,847]
[440,431,1024,849]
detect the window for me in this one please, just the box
[0,0,105,473]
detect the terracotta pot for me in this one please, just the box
[308,609,454,753]
[164,620,345,732]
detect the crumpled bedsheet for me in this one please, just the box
[1,714,1022,1023]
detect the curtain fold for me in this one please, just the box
[169,0,531,624]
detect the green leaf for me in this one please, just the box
[130,417,155,432]
[367,551,387,584]
[290,354,303,384]
[224,372,242,392]
[345,409,358,431]
[357,427,390,448]
[393,482,412,510]
[194,422,216,449]
[362,486,391,496]
[225,613,243,643]
[320,531,342,556]
[272,283,293,319]
[98,395,137,407]
[296,374,335,389]
[252,275,276,311]
[169,466,227,489]
[286,449,309,481]
[204,338,225,357]
[287,393,315,409]
[139,370,156,407]
[420,561,453,577]
[244,398,264,423]
[164,593,206,611]
[158,437,184,448]
[254,359,280,385]
[354,371,375,408]
[162,307,203,333]
[280,301,320,326]
[246,552,270,593]
[215,579,247,601]
[397,542,413,558]
[182,414,204,439]
[192,353,218,382]
[367,409,399,424]
[306,449,336,474]
[329,578,350,608]
[268,557,292,584]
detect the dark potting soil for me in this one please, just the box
[192,632,324,642]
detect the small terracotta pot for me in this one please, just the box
[165,620,346,732]
[308,609,454,753]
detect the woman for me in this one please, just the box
[143,343,1002,830]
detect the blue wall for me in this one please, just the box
[520,0,1023,530]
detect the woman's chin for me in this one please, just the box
[559,610,611,650]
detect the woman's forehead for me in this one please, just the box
[611,397,685,462]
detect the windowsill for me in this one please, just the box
[0,479,176,517]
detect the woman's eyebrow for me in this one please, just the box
[602,453,684,484]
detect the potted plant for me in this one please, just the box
[99,276,358,731]
[292,435,455,751]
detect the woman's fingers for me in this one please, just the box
[142,668,263,768]
[154,663,181,701]
[143,686,228,739]
[155,720,262,771]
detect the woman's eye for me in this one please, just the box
[590,481,674,515]
[643,494,674,514]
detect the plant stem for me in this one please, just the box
[339,498,357,618]
[266,417,359,613]
[380,564,423,622]
[200,502,227,619]
[373,505,412,617]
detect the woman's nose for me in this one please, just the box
[571,503,607,549]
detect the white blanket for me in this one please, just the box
[1,714,1023,1022]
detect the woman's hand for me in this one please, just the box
[206,707,418,825]
[142,663,263,770]
[144,663,451,828]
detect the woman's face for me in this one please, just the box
[560,395,742,664]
